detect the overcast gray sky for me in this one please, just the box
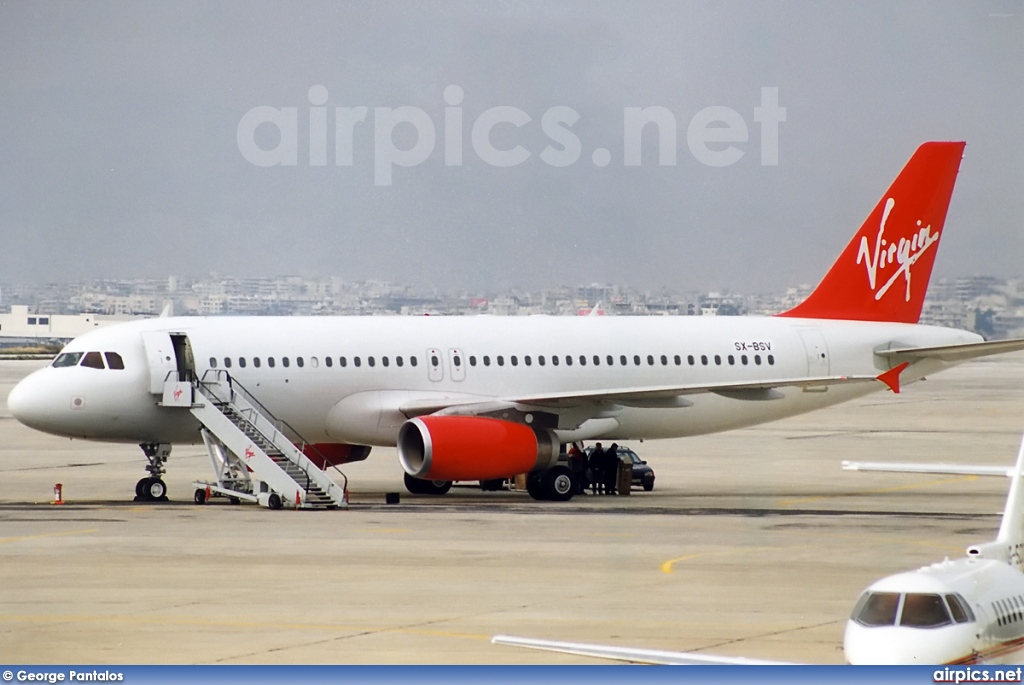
[1,1,1021,293]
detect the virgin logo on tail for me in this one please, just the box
[856,197,941,303]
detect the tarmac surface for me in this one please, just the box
[2,353,1024,664]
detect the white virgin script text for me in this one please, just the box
[856,197,940,302]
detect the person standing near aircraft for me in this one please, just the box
[568,443,587,494]
[604,443,619,495]
[589,443,606,495]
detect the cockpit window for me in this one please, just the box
[852,591,901,626]
[946,594,975,624]
[52,352,83,368]
[80,351,105,369]
[104,352,125,370]
[900,593,952,628]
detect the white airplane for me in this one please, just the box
[494,431,1024,665]
[7,141,1024,505]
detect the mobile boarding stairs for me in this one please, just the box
[160,370,348,509]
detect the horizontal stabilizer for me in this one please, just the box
[491,635,795,666]
[842,460,1012,477]
[876,338,1024,363]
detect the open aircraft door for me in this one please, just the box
[141,331,178,394]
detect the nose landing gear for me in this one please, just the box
[134,442,171,502]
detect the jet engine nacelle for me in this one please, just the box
[397,416,560,481]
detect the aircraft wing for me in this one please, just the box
[875,338,1024,364]
[507,373,882,407]
[491,635,796,665]
[399,374,883,417]
[842,461,1012,477]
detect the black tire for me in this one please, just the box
[404,473,426,495]
[643,478,655,492]
[267,493,283,510]
[229,496,241,505]
[135,478,149,499]
[423,479,452,496]
[526,472,547,501]
[143,477,167,501]
[404,473,451,496]
[543,466,575,502]
[194,488,207,504]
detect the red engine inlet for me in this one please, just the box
[398,416,559,481]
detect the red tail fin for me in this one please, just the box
[779,141,965,323]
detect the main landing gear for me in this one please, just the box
[526,465,575,502]
[135,442,171,502]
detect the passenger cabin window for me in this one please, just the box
[497,355,505,366]
[282,357,290,368]
[104,352,125,370]
[510,355,518,366]
[253,357,261,368]
[368,356,375,367]
[53,352,84,368]
[224,357,232,369]
[209,357,217,368]
[81,351,105,369]
[325,357,333,368]
[268,357,276,368]
[410,356,418,367]
[238,357,246,368]
[383,356,390,367]
[310,357,319,368]
[354,357,361,367]
[483,355,491,367]
[539,355,546,366]
[620,355,627,366]
[297,357,304,368]
[339,357,346,367]
[397,356,404,367]
[565,355,572,366]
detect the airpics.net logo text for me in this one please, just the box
[236,86,786,186]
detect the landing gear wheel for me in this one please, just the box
[404,473,452,496]
[479,478,505,491]
[143,477,167,501]
[194,488,207,504]
[526,472,547,501]
[135,478,149,499]
[543,466,575,502]
[267,493,283,510]
[423,479,452,495]
[404,473,426,495]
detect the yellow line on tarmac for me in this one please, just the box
[0,528,97,545]
[776,474,978,507]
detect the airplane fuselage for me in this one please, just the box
[8,314,981,448]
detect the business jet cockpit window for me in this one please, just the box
[852,591,975,628]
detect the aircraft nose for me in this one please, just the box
[8,371,57,431]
